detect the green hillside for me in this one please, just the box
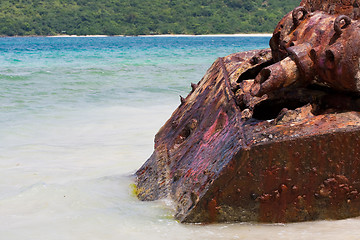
[0,0,301,36]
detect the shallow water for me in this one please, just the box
[1,36,360,240]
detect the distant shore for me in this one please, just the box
[0,33,273,38]
[140,33,273,37]
[46,33,273,38]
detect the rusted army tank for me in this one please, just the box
[136,0,360,223]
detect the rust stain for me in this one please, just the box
[208,198,218,223]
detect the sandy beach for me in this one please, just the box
[47,33,273,38]
[140,33,273,37]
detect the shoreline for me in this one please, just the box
[139,33,273,37]
[2,33,273,38]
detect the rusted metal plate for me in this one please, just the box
[183,111,360,223]
[300,0,360,18]
[136,0,360,223]
[136,49,271,202]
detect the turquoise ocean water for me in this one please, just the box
[1,36,359,240]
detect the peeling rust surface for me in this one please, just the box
[136,0,360,223]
